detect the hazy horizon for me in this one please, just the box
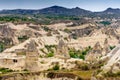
[0,0,120,11]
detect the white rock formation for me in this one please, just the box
[102,44,120,73]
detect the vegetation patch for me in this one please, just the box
[0,43,5,52]
[0,16,34,23]
[100,21,111,26]
[40,48,46,54]
[47,72,55,78]
[45,45,56,57]
[42,26,51,32]
[64,28,71,33]
[72,70,94,80]
[80,64,89,71]
[16,52,26,55]
[52,64,60,70]
[110,45,116,50]
[69,46,92,60]
[47,52,54,57]
[0,68,13,74]
[18,36,28,42]
[103,71,120,77]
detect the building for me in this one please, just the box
[25,39,39,71]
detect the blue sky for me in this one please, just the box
[0,0,120,11]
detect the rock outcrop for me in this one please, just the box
[71,24,97,37]
[102,27,119,39]
[25,39,39,71]
[85,42,102,62]
[55,38,70,59]
[101,44,120,74]
[0,24,19,45]
[102,38,111,56]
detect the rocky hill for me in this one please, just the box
[99,44,120,74]
[0,21,120,79]
[0,6,92,16]
[1,6,120,18]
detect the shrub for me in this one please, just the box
[73,36,77,39]
[0,43,4,52]
[42,26,51,31]
[47,72,55,78]
[69,46,92,60]
[100,21,111,26]
[40,48,46,53]
[103,71,120,77]
[45,45,56,57]
[23,69,28,72]
[47,52,54,57]
[79,55,85,60]
[18,36,28,42]
[69,48,79,58]
[47,31,52,36]
[110,46,115,50]
[116,72,120,75]
[103,72,116,77]
[64,28,71,33]
[45,45,56,52]
[0,68,13,74]
[53,65,60,70]
[96,69,102,75]
[81,64,89,71]
[64,37,68,40]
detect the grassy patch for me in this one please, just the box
[64,28,71,33]
[103,71,120,77]
[47,70,94,80]
[16,52,26,55]
[0,68,13,74]
[45,45,56,57]
[69,46,92,60]
[72,70,93,79]
[47,52,54,57]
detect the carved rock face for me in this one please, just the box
[102,27,119,39]
[25,39,39,71]
[0,25,14,38]
[0,24,19,45]
[102,38,111,55]
[26,39,38,52]
[71,25,96,37]
[56,39,70,59]
[85,42,102,62]
[101,44,120,74]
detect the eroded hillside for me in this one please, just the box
[0,20,120,80]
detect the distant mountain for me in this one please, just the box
[39,6,92,16]
[95,8,120,18]
[103,8,120,14]
[39,6,70,15]
[0,9,36,14]
[0,6,120,18]
[0,6,92,16]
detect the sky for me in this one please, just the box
[0,0,120,11]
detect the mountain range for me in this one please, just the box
[0,6,120,17]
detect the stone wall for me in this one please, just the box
[0,58,25,70]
